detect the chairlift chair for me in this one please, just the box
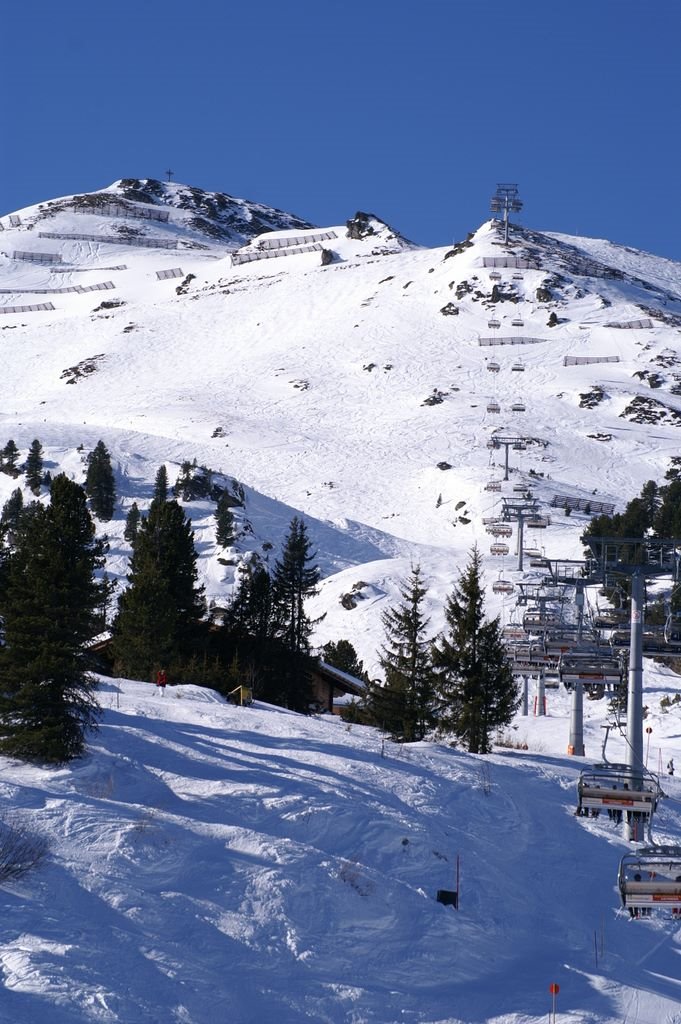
[488,318,501,329]
[490,542,510,556]
[487,360,501,373]
[511,318,524,327]
[512,273,523,280]
[487,401,501,413]
[511,402,526,412]
[513,483,529,493]
[487,523,512,537]
[511,359,525,372]
[489,271,501,281]
[526,516,548,528]
[618,847,681,914]
[502,624,526,641]
[579,771,661,818]
[492,578,515,595]
[559,653,624,691]
[513,441,527,451]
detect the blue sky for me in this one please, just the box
[4,0,681,259]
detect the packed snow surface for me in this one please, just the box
[2,673,681,1023]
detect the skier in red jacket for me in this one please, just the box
[156,668,167,694]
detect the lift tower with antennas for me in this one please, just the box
[490,184,523,245]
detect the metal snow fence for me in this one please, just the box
[13,250,62,263]
[38,232,177,249]
[75,203,170,222]
[231,242,324,265]
[481,256,538,269]
[0,302,55,314]
[257,230,337,250]
[563,355,620,366]
[0,282,115,295]
[8,215,21,227]
[52,265,128,272]
[550,494,615,516]
[604,319,653,330]
[155,268,184,280]
[478,336,547,347]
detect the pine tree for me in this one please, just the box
[123,501,141,543]
[0,488,24,547]
[174,460,194,501]
[113,498,205,678]
[0,474,104,763]
[214,492,235,547]
[262,517,320,711]
[2,440,19,473]
[24,439,43,495]
[271,517,320,656]
[85,440,116,521]
[321,639,368,681]
[153,465,168,504]
[366,565,435,742]
[432,546,519,753]
[224,563,274,643]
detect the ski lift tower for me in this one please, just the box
[490,183,523,245]
[583,535,681,837]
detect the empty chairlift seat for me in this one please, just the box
[487,400,501,413]
[511,359,525,372]
[487,360,501,373]
[488,318,501,329]
[559,653,624,691]
[618,847,681,913]
[525,515,548,528]
[492,578,514,594]
[511,402,526,412]
[522,610,561,630]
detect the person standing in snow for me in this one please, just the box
[156,668,168,695]
[668,759,675,776]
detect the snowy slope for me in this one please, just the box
[1,181,681,669]
[3,183,681,1020]
[1,671,681,1023]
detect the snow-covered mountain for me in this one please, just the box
[3,179,681,1021]
[1,179,681,671]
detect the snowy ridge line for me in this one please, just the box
[0,282,115,295]
[0,301,55,314]
[257,230,337,251]
[13,250,62,264]
[51,265,128,272]
[74,202,170,223]
[232,242,323,265]
[38,232,178,250]
[478,336,547,347]
[604,318,654,329]
[563,355,620,366]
